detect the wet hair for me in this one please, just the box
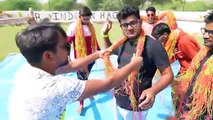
[204,11,213,24]
[146,6,156,13]
[15,23,67,64]
[151,23,171,40]
[116,5,140,23]
[79,6,92,16]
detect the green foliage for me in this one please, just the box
[0,0,41,10]
[146,0,213,11]
[183,1,213,11]
[98,0,147,11]
[98,0,122,11]
[120,0,145,7]
[151,0,172,5]
[48,0,76,11]
[0,0,211,11]
[87,0,102,10]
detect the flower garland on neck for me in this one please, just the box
[163,29,180,63]
[173,47,213,119]
[103,30,145,110]
[75,19,98,58]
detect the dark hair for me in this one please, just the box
[116,5,140,23]
[79,6,92,16]
[204,11,213,24]
[16,23,67,64]
[146,6,156,13]
[151,23,171,39]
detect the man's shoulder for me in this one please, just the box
[145,35,161,45]
[14,63,51,81]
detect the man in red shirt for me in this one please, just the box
[151,23,200,75]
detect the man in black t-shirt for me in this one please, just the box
[102,6,174,120]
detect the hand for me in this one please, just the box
[99,49,112,59]
[138,88,155,110]
[130,56,143,70]
[102,18,112,35]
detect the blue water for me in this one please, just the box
[0,54,180,120]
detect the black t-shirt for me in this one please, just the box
[114,35,170,111]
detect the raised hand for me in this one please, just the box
[102,18,112,35]
[99,49,112,59]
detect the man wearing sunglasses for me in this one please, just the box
[66,6,100,113]
[141,6,178,37]
[170,11,213,120]
[102,6,173,120]
[141,6,163,36]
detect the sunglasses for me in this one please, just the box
[120,20,139,30]
[201,28,213,36]
[147,13,154,17]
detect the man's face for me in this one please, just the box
[201,22,213,49]
[147,11,155,24]
[80,15,91,25]
[119,15,142,39]
[54,32,70,68]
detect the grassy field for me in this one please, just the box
[0,23,123,61]
[0,23,203,61]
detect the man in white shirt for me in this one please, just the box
[141,6,163,37]
[9,23,142,120]
[66,6,100,113]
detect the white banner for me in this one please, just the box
[3,10,208,23]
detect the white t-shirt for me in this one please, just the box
[67,21,91,37]
[9,63,85,120]
[142,20,163,37]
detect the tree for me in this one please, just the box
[97,0,147,10]
[87,0,102,10]
[48,0,76,11]
[0,0,41,10]
[98,0,122,11]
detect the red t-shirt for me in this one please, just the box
[66,22,100,58]
[175,30,200,74]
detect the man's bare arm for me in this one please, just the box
[78,56,143,101]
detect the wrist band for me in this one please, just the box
[102,34,109,38]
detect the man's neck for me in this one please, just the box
[207,48,213,56]
[31,62,55,75]
[128,38,139,46]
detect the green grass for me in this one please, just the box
[0,25,26,60]
[0,23,202,61]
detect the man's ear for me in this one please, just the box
[42,51,54,62]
